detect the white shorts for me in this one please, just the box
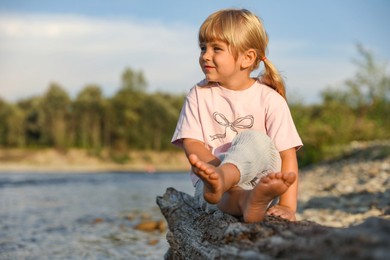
[219,130,281,190]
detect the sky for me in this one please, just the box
[0,0,389,104]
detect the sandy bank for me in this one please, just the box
[0,148,190,173]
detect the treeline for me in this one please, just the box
[0,69,184,162]
[0,45,389,166]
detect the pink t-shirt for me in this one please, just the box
[172,79,303,185]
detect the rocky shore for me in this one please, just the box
[297,140,390,227]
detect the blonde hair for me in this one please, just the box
[199,9,286,99]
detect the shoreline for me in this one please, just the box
[0,148,190,174]
[0,166,190,174]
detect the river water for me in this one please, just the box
[0,172,194,259]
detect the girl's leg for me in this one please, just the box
[194,180,219,213]
[189,154,240,204]
[190,130,279,206]
[217,186,249,216]
[190,130,293,221]
[191,155,296,222]
[218,130,295,222]
[242,172,295,222]
[220,130,281,190]
[216,174,294,221]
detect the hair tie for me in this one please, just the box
[262,56,267,62]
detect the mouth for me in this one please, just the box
[203,65,215,71]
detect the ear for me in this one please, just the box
[241,49,257,69]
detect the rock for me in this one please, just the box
[158,219,167,233]
[134,219,167,233]
[126,213,136,220]
[157,187,390,259]
[134,220,158,232]
[141,212,151,220]
[92,217,104,224]
[148,239,160,246]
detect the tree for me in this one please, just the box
[17,97,45,147]
[5,104,25,147]
[73,85,107,150]
[292,44,390,165]
[321,45,390,141]
[109,68,148,150]
[0,98,9,146]
[121,67,147,92]
[138,93,181,150]
[347,44,390,108]
[42,83,71,149]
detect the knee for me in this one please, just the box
[234,130,272,147]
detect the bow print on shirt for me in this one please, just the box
[209,112,254,141]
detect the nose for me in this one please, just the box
[200,48,211,61]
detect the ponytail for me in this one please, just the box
[260,59,286,100]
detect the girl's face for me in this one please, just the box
[199,40,245,87]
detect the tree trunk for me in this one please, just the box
[156,187,389,259]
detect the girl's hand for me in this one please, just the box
[267,205,296,221]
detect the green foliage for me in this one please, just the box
[41,83,72,150]
[1,47,388,167]
[0,98,9,146]
[121,68,147,92]
[73,85,106,150]
[293,45,390,166]
[109,70,146,150]
[17,97,45,147]
[137,93,182,150]
[0,98,27,147]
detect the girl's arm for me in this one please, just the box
[268,147,299,220]
[182,138,221,167]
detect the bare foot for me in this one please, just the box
[243,172,296,223]
[188,154,225,204]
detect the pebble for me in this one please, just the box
[92,217,105,224]
[134,219,167,233]
[126,213,136,220]
[148,239,160,246]
[157,220,167,233]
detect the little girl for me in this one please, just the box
[172,9,302,222]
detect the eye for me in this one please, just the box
[199,44,206,52]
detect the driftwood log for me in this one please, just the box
[156,187,389,259]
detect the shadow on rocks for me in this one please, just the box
[300,188,390,214]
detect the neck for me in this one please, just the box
[219,77,255,91]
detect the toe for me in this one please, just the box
[274,172,282,179]
[260,176,271,184]
[188,154,198,165]
[284,172,296,184]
